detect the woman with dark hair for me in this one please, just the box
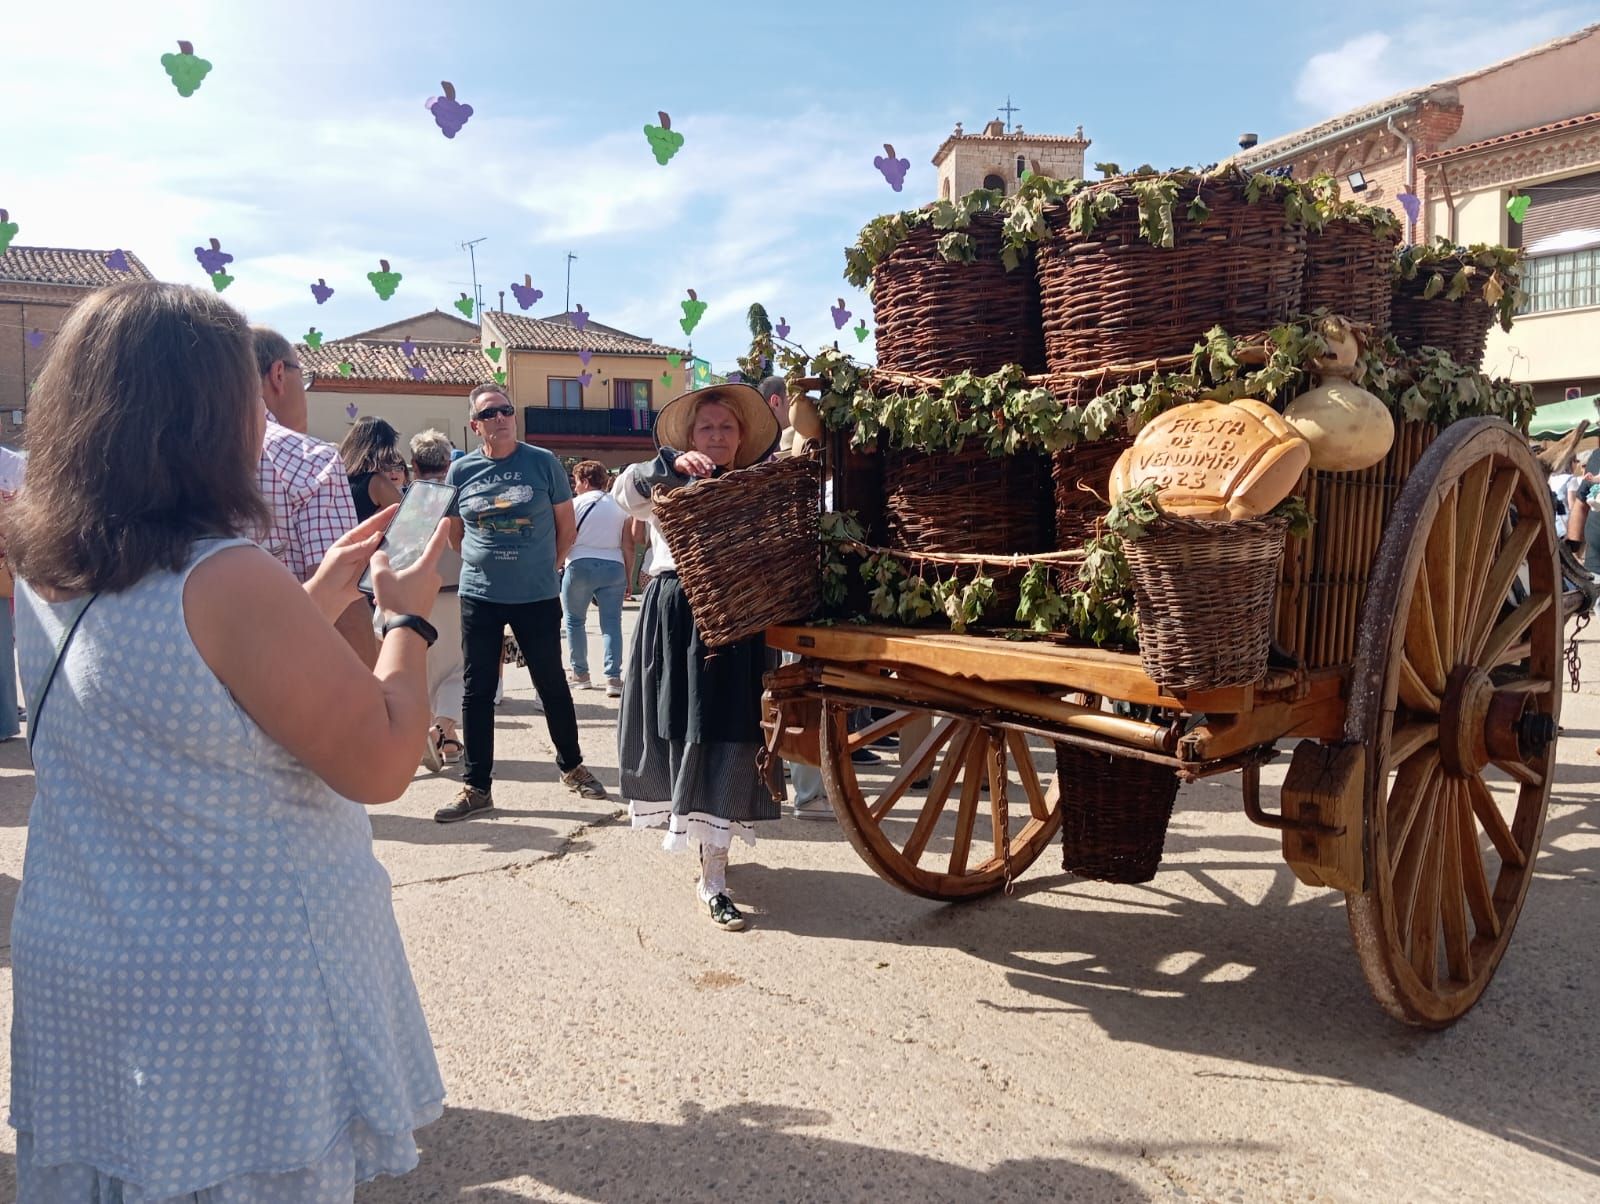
[7,282,448,1199]
[339,415,406,521]
[560,458,634,696]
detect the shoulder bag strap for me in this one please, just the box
[27,592,99,753]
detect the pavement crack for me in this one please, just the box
[391,807,628,890]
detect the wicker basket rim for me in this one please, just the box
[1142,511,1292,537]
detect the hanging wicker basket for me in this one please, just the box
[881,445,1054,613]
[1123,512,1290,693]
[872,211,1045,378]
[1036,176,1306,376]
[652,455,822,648]
[1303,217,1399,332]
[1057,743,1180,883]
[1389,259,1498,368]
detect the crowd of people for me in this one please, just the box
[0,280,811,1199]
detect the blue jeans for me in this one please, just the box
[561,558,626,679]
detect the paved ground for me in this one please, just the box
[0,602,1596,1202]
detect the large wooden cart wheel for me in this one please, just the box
[819,697,1064,900]
[1346,418,1561,1026]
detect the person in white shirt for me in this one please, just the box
[559,460,635,697]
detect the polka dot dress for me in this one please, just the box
[10,539,444,1200]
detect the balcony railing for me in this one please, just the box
[522,407,658,437]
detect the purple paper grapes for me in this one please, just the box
[831,298,851,329]
[511,274,543,310]
[104,249,130,272]
[873,143,910,192]
[571,305,589,331]
[310,277,334,304]
[775,316,791,340]
[426,81,473,139]
[194,237,232,275]
[409,362,428,381]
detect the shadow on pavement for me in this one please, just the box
[358,1102,1152,1203]
[734,802,1600,1179]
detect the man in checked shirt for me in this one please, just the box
[251,327,374,663]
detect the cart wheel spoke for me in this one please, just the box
[870,717,956,821]
[1405,568,1448,694]
[1387,720,1438,769]
[1461,467,1520,643]
[1476,594,1550,672]
[946,738,987,877]
[847,709,918,754]
[1464,519,1541,660]
[1439,781,1473,984]
[1406,799,1446,989]
[1457,780,1500,940]
[1392,767,1443,935]
[1399,657,1443,714]
[1451,459,1493,615]
[1423,485,1458,660]
[901,724,974,865]
[1387,747,1441,861]
[1005,730,1052,822]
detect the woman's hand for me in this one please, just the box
[676,450,717,478]
[304,505,397,622]
[371,518,451,621]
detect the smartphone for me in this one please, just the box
[358,480,457,595]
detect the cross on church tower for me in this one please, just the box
[998,96,1021,132]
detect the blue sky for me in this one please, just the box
[2,0,1589,371]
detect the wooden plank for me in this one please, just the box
[768,623,1260,712]
[1181,671,1346,761]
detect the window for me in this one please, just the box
[1015,154,1027,179]
[547,377,583,409]
[982,172,1007,195]
[612,379,652,429]
[1520,247,1600,315]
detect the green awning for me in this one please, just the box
[1529,394,1600,440]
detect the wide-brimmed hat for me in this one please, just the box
[653,383,779,469]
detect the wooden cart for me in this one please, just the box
[765,416,1579,1027]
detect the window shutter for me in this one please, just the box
[1520,170,1600,252]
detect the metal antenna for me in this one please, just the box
[999,96,1021,132]
[460,237,487,319]
[565,251,578,313]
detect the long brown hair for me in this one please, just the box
[7,282,270,593]
[339,416,403,476]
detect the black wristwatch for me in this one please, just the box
[381,613,439,647]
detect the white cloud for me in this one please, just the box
[1291,6,1583,117]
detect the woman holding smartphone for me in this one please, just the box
[7,282,448,1199]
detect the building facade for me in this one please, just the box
[1236,23,1600,405]
[480,309,686,465]
[931,118,1091,201]
[0,246,155,440]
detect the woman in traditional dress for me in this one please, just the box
[611,385,780,930]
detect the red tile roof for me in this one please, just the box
[483,310,683,356]
[1418,111,1600,162]
[0,246,155,287]
[300,338,494,387]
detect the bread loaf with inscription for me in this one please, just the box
[1108,399,1310,520]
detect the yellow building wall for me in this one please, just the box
[509,351,683,410]
[306,389,477,458]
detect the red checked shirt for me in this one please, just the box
[256,415,358,582]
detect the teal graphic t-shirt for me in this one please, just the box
[447,443,572,603]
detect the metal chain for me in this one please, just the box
[1567,610,1589,694]
[997,730,1015,896]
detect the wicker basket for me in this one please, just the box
[1390,259,1498,368]
[1303,217,1399,332]
[882,445,1053,614]
[1036,176,1306,376]
[1052,438,1129,550]
[652,455,821,648]
[1123,513,1290,693]
[1057,743,1180,883]
[872,212,1045,378]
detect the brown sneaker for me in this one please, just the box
[434,785,495,823]
[561,764,608,800]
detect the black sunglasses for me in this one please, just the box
[473,404,515,420]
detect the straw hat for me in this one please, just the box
[653,383,779,469]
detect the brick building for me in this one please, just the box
[1235,23,1600,404]
[931,118,1091,201]
[0,246,155,440]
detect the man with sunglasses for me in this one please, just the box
[434,384,608,823]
